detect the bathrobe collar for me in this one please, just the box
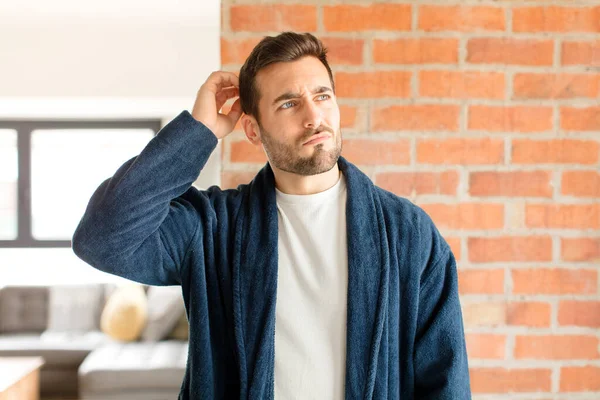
[232,156,390,399]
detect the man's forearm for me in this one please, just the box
[72,110,219,284]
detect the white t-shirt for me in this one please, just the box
[273,173,348,400]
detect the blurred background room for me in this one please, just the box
[1,0,599,399]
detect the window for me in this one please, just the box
[0,120,161,248]
[0,130,18,240]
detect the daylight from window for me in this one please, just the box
[1,128,155,285]
[0,130,17,240]
[30,128,154,239]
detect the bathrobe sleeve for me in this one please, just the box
[414,242,472,398]
[72,110,219,286]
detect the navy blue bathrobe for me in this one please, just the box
[72,110,471,399]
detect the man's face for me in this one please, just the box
[252,56,342,176]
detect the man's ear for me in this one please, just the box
[241,115,262,146]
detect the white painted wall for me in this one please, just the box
[0,0,221,107]
[0,0,223,284]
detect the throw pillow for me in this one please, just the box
[100,284,147,342]
[141,286,186,342]
[46,284,105,333]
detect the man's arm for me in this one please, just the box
[72,111,219,285]
[72,71,243,286]
[414,245,472,399]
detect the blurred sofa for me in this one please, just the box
[0,283,189,399]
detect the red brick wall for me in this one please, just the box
[220,2,600,396]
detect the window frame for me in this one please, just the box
[0,119,161,248]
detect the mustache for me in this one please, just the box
[299,126,335,143]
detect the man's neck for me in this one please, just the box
[271,163,341,195]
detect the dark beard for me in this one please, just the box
[260,126,342,176]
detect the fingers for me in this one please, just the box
[204,71,239,94]
[226,98,243,125]
[215,86,239,112]
[192,71,243,139]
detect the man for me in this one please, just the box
[73,31,471,399]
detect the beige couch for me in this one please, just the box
[0,284,189,399]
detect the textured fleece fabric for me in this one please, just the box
[72,110,472,399]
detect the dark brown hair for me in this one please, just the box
[239,31,335,126]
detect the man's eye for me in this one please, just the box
[280,94,330,110]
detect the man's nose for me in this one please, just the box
[303,100,323,130]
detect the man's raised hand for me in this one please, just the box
[191,71,243,140]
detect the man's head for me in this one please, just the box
[239,32,342,176]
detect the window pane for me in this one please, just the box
[31,128,155,240]
[0,130,18,240]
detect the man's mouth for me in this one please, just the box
[303,132,331,146]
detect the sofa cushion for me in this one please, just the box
[0,331,110,367]
[78,341,188,393]
[0,286,48,333]
[46,284,105,333]
[141,286,185,342]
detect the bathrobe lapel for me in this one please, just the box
[339,157,390,399]
[232,157,390,399]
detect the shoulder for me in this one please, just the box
[373,186,438,233]
[173,183,246,223]
[373,185,451,269]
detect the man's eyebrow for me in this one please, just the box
[271,86,332,106]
